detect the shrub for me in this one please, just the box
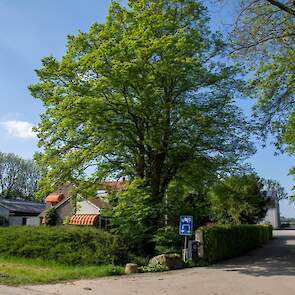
[0,226,127,265]
[63,216,70,225]
[44,207,58,226]
[107,179,155,255]
[198,224,272,263]
[153,226,183,254]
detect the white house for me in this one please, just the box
[39,182,114,226]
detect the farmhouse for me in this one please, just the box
[39,181,123,226]
[0,199,45,226]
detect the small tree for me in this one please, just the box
[208,175,266,225]
[0,152,40,200]
[107,179,155,254]
[44,207,58,226]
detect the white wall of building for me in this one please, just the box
[6,216,41,226]
[261,191,281,229]
[264,204,281,229]
[27,217,41,226]
[76,200,100,215]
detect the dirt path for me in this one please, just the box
[1,230,295,295]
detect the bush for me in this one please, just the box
[0,226,127,266]
[198,224,272,263]
[107,179,155,255]
[44,207,58,226]
[153,226,183,254]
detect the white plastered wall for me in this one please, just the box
[76,200,100,215]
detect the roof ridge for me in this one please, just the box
[0,198,44,204]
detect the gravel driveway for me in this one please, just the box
[1,230,295,295]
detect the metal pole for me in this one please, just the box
[182,236,189,262]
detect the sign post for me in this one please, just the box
[179,215,193,262]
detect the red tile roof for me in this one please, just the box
[69,214,99,226]
[45,194,64,203]
[103,181,127,190]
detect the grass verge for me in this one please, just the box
[0,256,124,286]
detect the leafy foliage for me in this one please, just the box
[0,152,40,200]
[107,179,155,254]
[198,224,273,263]
[28,1,258,255]
[44,207,58,226]
[0,226,125,266]
[208,175,267,224]
[30,0,254,211]
[229,0,294,149]
[163,157,234,229]
[153,226,183,254]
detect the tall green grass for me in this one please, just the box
[0,256,124,286]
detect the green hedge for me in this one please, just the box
[0,226,126,265]
[198,224,272,263]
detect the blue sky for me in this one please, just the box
[0,0,294,217]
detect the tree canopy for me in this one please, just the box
[30,0,256,243]
[208,174,266,225]
[0,152,40,200]
[229,0,294,149]
[31,0,254,193]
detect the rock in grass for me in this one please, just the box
[148,254,185,270]
[125,263,138,275]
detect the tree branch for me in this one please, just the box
[266,0,295,16]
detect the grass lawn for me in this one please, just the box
[0,256,124,286]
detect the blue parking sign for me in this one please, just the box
[179,215,193,236]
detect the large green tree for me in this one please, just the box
[0,152,40,200]
[30,0,254,226]
[228,0,294,149]
[208,174,266,225]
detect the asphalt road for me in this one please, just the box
[1,230,295,295]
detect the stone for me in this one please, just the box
[148,254,185,270]
[125,263,138,275]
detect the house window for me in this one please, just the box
[22,218,27,226]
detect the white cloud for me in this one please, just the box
[1,120,36,139]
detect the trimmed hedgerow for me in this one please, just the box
[198,224,272,263]
[0,226,126,265]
